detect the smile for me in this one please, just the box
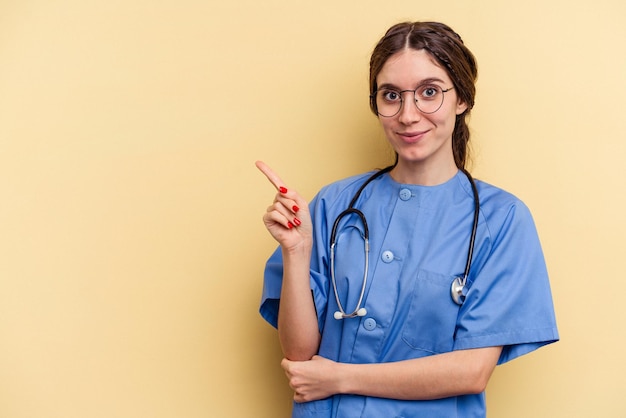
[397,130,429,143]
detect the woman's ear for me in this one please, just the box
[456,99,468,116]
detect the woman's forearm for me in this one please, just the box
[277,243,320,361]
[337,347,502,400]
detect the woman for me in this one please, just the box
[256,21,558,418]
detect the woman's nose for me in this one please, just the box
[397,97,422,125]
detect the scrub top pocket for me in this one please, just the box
[401,269,462,354]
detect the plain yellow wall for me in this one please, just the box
[1,1,624,417]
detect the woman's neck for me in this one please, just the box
[389,160,458,186]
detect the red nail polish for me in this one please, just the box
[287,221,294,229]
[292,205,300,212]
[279,187,288,194]
[293,217,301,226]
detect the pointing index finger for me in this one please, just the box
[255,160,287,192]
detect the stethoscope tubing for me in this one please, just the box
[460,168,480,287]
[329,166,393,319]
[330,208,370,319]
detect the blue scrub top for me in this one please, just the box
[260,170,559,418]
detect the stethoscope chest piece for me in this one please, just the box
[450,277,466,305]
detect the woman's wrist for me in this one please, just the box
[334,361,353,396]
[281,239,313,259]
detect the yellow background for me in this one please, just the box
[1,1,624,417]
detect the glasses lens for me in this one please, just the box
[414,85,444,114]
[375,89,402,117]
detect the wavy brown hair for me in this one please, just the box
[369,21,478,170]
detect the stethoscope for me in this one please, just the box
[330,165,480,320]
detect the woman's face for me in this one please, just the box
[376,48,467,180]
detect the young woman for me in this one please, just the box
[256,21,558,418]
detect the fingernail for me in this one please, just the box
[292,205,300,212]
[279,187,288,194]
[293,217,301,226]
[287,221,294,229]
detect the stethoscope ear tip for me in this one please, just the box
[334,308,368,320]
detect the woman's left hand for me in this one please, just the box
[281,355,342,403]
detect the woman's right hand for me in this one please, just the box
[255,161,313,251]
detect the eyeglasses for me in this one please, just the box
[371,85,454,117]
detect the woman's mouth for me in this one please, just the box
[397,130,428,143]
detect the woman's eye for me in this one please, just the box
[382,90,401,102]
[419,86,440,99]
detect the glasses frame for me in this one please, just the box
[371,86,455,117]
